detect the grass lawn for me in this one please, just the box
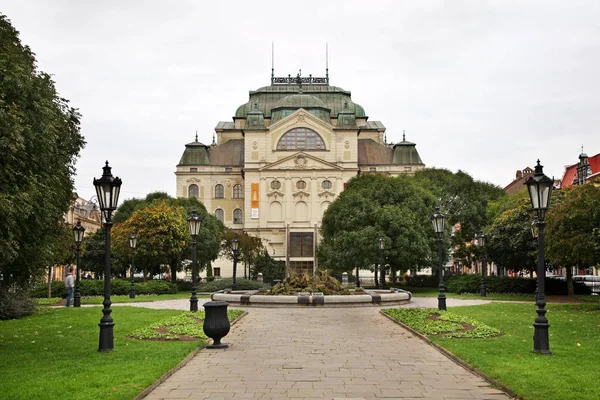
[0,306,243,400]
[384,302,600,400]
[34,291,210,306]
[400,286,600,302]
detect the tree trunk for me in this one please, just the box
[567,265,574,296]
[143,267,147,282]
[47,266,53,298]
[171,263,177,284]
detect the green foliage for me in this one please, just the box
[30,279,177,298]
[197,278,265,292]
[0,289,36,320]
[404,274,439,287]
[0,15,85,287]
[445,274,591,295]
[251,250,285,281]
[383,307,501,338]
[269,270,349,295]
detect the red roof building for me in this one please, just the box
[560,152,600,188]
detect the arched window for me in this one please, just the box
[188,184,199,199]
[215,209,224,222]
[215,184,224,198]
[233,209,243,224]
[233,184,243,199]
[276,127,325,150]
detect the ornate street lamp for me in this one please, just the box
[378,237,385,288]
[432,207,447,311]
[525,160,553,354]
[231,236,239,290]
[476,233,487,297]
[187,209,202,312]
[93,161,122,352]
[531,215,539,302]
[129,233,137,299]
[72,220,85,307]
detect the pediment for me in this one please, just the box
[259,152,343,171]
[268,108,333,132]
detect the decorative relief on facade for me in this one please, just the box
[292,191,310,201]
[266,190,285,200]
[186,177,201,183]
[294,154,307,168]
[318,190,336,200]
[344,141,350,149]
[252,141,258,149]
[296,114,305,123]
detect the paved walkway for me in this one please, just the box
[132,298,510,400]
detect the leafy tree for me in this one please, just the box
[251,250,285,281]
[485,191,537,275]
[112,201,188,280]
[546,184,600,294]
[0,15,85,288]
[412,168,505,269]
[221,229,264,278]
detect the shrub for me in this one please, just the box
[405,274,439,288]
[31,279,177,297]
[0,290,36,320]
[444,274,591,295]
[176,280,192,292]
[197,278,265,292]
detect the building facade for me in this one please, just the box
[175,73,424,277]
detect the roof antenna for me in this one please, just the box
[326,43,329,84]
[271,41,275,84]
[195,130,198,142]
[403,130,406,142]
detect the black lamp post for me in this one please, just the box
[231,236,239,290]
[476,233,487,297]
[525,160,553,355]
[93,161,122,352]
[432,207,447,311]
[72,220,85,307]
[378,237,385,288]
[531,216,539,302]
[129,233,137,299]
[187,209,202,312]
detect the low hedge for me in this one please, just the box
[445,274,591,295]
[197,278,265,292]
[31,279,177,298]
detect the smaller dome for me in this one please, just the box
[275,94,327,109]
[178,141,210,166]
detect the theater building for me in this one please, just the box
[175,73,424,277]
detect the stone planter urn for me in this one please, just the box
[202,300,230,349]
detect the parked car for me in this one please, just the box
[573,275,600,294]
[547,274,566,281]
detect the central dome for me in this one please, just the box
[275,93,327,109]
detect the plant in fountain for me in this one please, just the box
[269,270,351,295]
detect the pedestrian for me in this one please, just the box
[65,266,75,307]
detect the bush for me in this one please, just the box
[444,274,591,295]
[176,280,192,292]
[197,278,265,292]
[31,279,177,298]
[0,289,36,320]
[405,274,439,288]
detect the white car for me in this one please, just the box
[573,275,600,294]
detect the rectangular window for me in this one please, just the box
[190,168,198,172]
[369,167,377,172]
[289,261,314,277]
[213,268,221,277]
[225,167,232,173]
[289,232,314,257]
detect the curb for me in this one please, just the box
[379,310,520,400]
[134,310,248,400]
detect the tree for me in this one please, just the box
[319,174,436,279]
[221,229,264,278]
[485,191,537,275]
[112,201,188,280]
[546,184,600,294]
[0,15,85,288]
[412,168,505,270]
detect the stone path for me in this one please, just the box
[135,298,510,400]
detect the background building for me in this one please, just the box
[176,73,425,277]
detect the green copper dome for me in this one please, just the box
[178,140,210,166]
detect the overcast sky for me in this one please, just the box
[4,1,600,202]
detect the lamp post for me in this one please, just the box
[531,216,539,301]
[93,161,122,352]
[231,236,239,290]
[129,233,137,299]
[72,220,85,307]
[476,233,487,297]
[525,160,553,354]
[378,237,385,288]
[432,207,447,311]
[187,209,202,312]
